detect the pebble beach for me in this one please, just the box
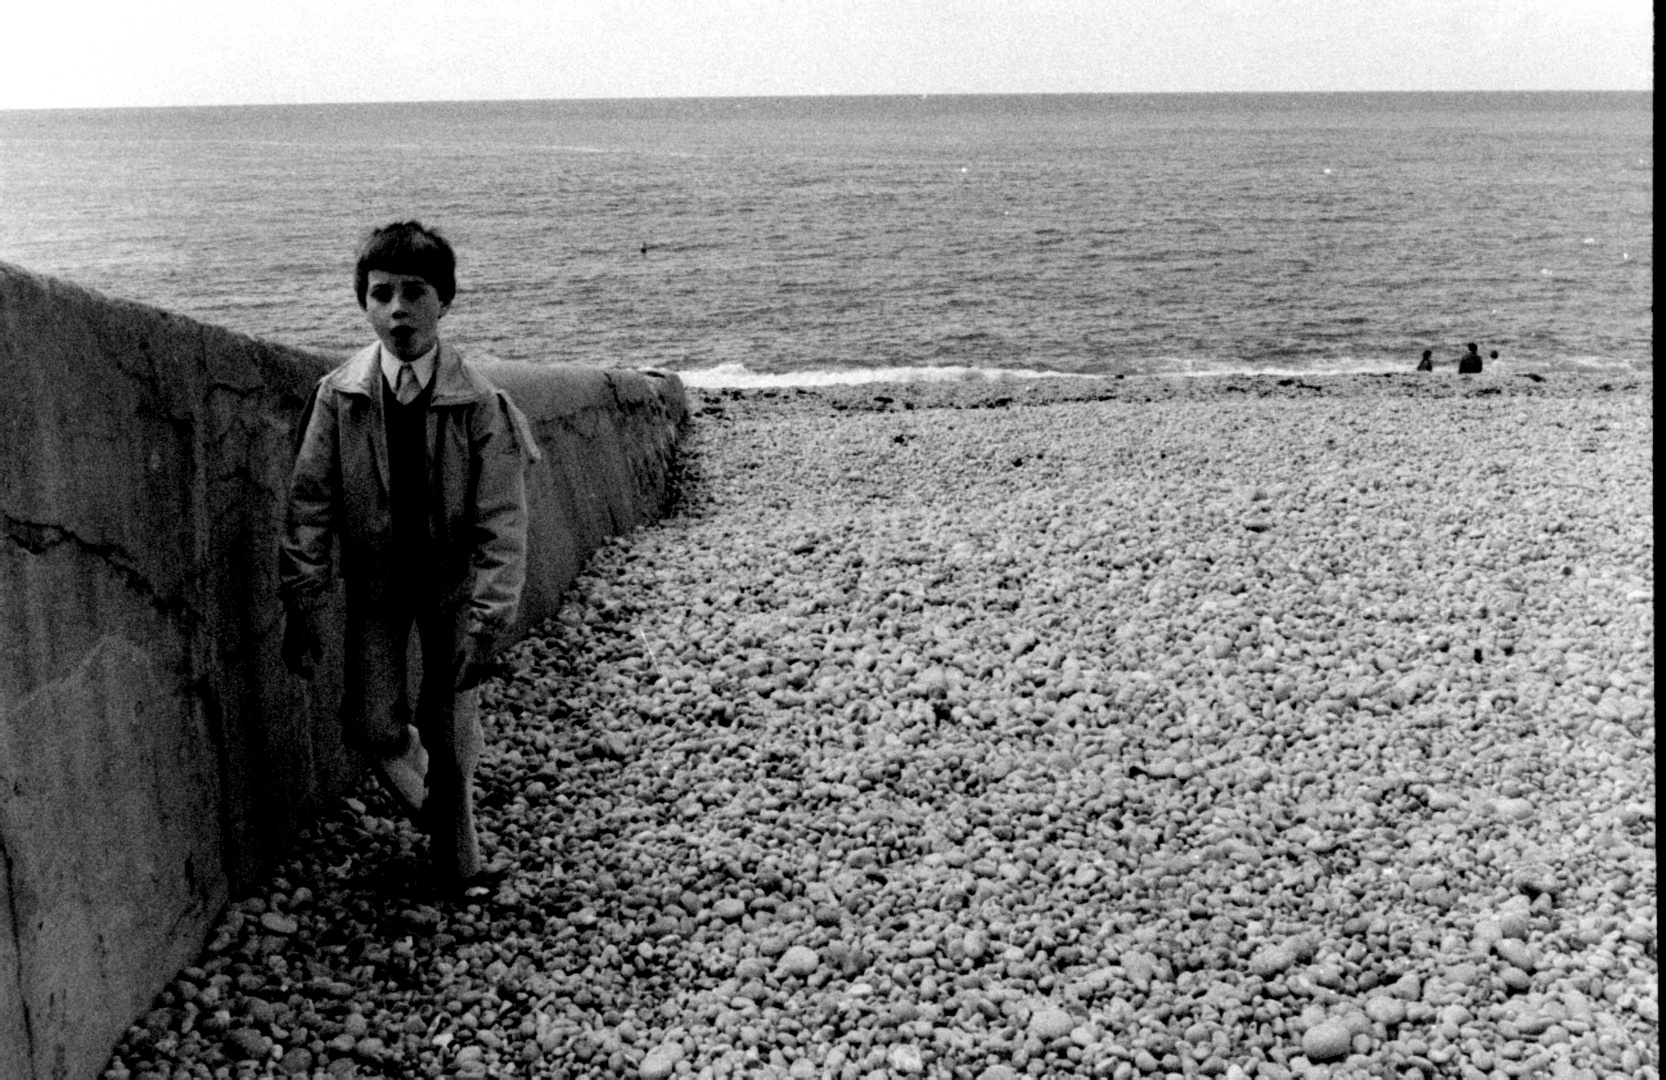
[107,372,1655,1080]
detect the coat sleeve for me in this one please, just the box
[464,389,539,642]
[277,382,339,607]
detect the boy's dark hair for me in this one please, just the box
[354,221,457,308]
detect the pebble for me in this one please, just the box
[1507,1006,1555,1037]
[1301,1019,1354,1061]
[639,1041,684,1080]
[1029,1005,1078,1041]
[1365,996,1406,1026]
[775,945,820,978]
[1496,939,1537,971]
[1121,950,1160,991]
[1621,921,1654,945]
[1249,944,1296,977]
[223,1029,269,1062]
[887,1044,924,1074]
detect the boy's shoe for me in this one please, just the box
[452,862,515,904]
[372,725,429,816]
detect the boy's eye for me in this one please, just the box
[402,284,431,301]
[370,286,394,302]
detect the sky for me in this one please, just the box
[0,0,1652,110]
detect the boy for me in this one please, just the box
[279,221,539,893]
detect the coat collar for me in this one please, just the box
[326,339,488,405]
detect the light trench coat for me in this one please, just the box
[279,340,539,639]
[278,341,540,878]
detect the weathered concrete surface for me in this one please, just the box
[0,261,685,1080]
[475,360,687,637]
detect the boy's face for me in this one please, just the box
[363,270,449,361]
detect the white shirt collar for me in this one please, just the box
[379,342,438,394]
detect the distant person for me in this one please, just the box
[1416,348,1433,372]
[1489,349,1499,365]
[1458,343,1483,374]
[279,221,541,897]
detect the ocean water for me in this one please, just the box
[0,93,1652,386]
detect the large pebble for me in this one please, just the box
[639,1041,684,1080]
[1388,974,1422,1000]
[1364,996,1405,1026]
[1300,1019,1353,1061]
[223,1029,269,1062]
[775,945,820,978]
[1250,944,1296,977]
[887,1044,924,1074]
[1496,939,1538,971]
[1029,1005,1078,1041]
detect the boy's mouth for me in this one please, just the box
[390,326,415,341]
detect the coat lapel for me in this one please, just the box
[334,340,478,495]
[329,343,392,497]
[368,373,391,499]
[429,341,478,405]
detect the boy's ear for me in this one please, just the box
[439,301,451,318]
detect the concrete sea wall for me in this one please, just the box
[0,262,685,1080]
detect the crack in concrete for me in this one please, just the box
[2,513,199,627]
[0,829,37,1080]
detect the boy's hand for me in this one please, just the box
[281,605,322,679]
[454,631,512,691]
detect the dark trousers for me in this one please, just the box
[342,589,484,881]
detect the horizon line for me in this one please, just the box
[1,86,1653,114]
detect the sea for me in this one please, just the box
[0,93,1652,387]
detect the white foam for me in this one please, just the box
[1136,356,1408,379]
[1554,354,1648,372]
[668,354,1640,390]
[1162,364,1401,378]
[674,363,1091,390]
